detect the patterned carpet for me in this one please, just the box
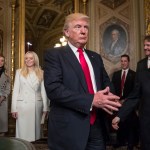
[32,139,49,150]
[34,144,49,150]
[33,139,140,150]
[33,144,139,150]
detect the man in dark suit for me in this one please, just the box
[112,36,150,150]
[44,13,121,150]
[136,35,150,72]
[112,54,139,150]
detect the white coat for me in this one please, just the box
[11,69,49,142]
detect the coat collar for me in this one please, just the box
[21,72,39,91]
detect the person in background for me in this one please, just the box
[11,51,49,142]
[136,35,150,72]
[112,36,150,149]
[0,54,10,136]
[44,13,121,150]
[111,54,139,150]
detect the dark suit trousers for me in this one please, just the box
[85,117,106,150]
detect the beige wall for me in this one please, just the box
[87,0,145,79]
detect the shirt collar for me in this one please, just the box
[122,68,129,73]
[68,41,85,53]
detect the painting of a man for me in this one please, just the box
[103,25,127,57]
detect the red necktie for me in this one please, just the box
[120,71,126,97]
[78,48,96,125]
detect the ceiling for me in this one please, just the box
[25,0,74,49]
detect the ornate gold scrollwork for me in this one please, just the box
[82,0,87,14]
[145,0,150,35]
[11,0,16,90]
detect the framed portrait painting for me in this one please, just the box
[100,17,129,63]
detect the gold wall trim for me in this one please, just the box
[74,0,79,13]
[18,0,25,68]
[11,0,16,89]
[145,0,150,35]
[82,0,87,14]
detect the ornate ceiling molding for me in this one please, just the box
[100,0,126,9]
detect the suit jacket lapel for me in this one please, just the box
[63,46,88,92]
[124,69,131,86]
[119,70,122,83]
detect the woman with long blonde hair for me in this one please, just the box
[11,51,49,142]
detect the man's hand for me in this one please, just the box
[112,116,120,130]
[92,87,121,114]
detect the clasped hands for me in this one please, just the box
[92,86,121,115]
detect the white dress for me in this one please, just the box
[11,69,49,142]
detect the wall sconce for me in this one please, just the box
[54,36,67,47]
[27,42,32,51]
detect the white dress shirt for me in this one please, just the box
[68,42,97,93]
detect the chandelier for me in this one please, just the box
[54,36,67,48]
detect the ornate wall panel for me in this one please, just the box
[88,0,143,77]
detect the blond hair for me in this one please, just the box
[63,13,89,31]
[20,51,43,82]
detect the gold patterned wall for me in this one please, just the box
[145,0,150,35]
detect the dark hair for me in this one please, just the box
[144,35,150,42]
[121,54,130,61]
[0,53,5,59]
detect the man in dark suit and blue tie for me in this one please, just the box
[111,54,139,150]
[44,13,121,150]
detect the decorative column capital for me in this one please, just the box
[11,0,16,6]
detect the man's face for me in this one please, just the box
[144,40,150,57]
[64,19,89,48]
[121,57,129,70]
[111,31,118,41]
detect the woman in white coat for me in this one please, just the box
[0,54,10,136]
[11,51,49,142]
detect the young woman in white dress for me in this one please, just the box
[11,51,49,142]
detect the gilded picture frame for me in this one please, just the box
[100,17,129,63]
